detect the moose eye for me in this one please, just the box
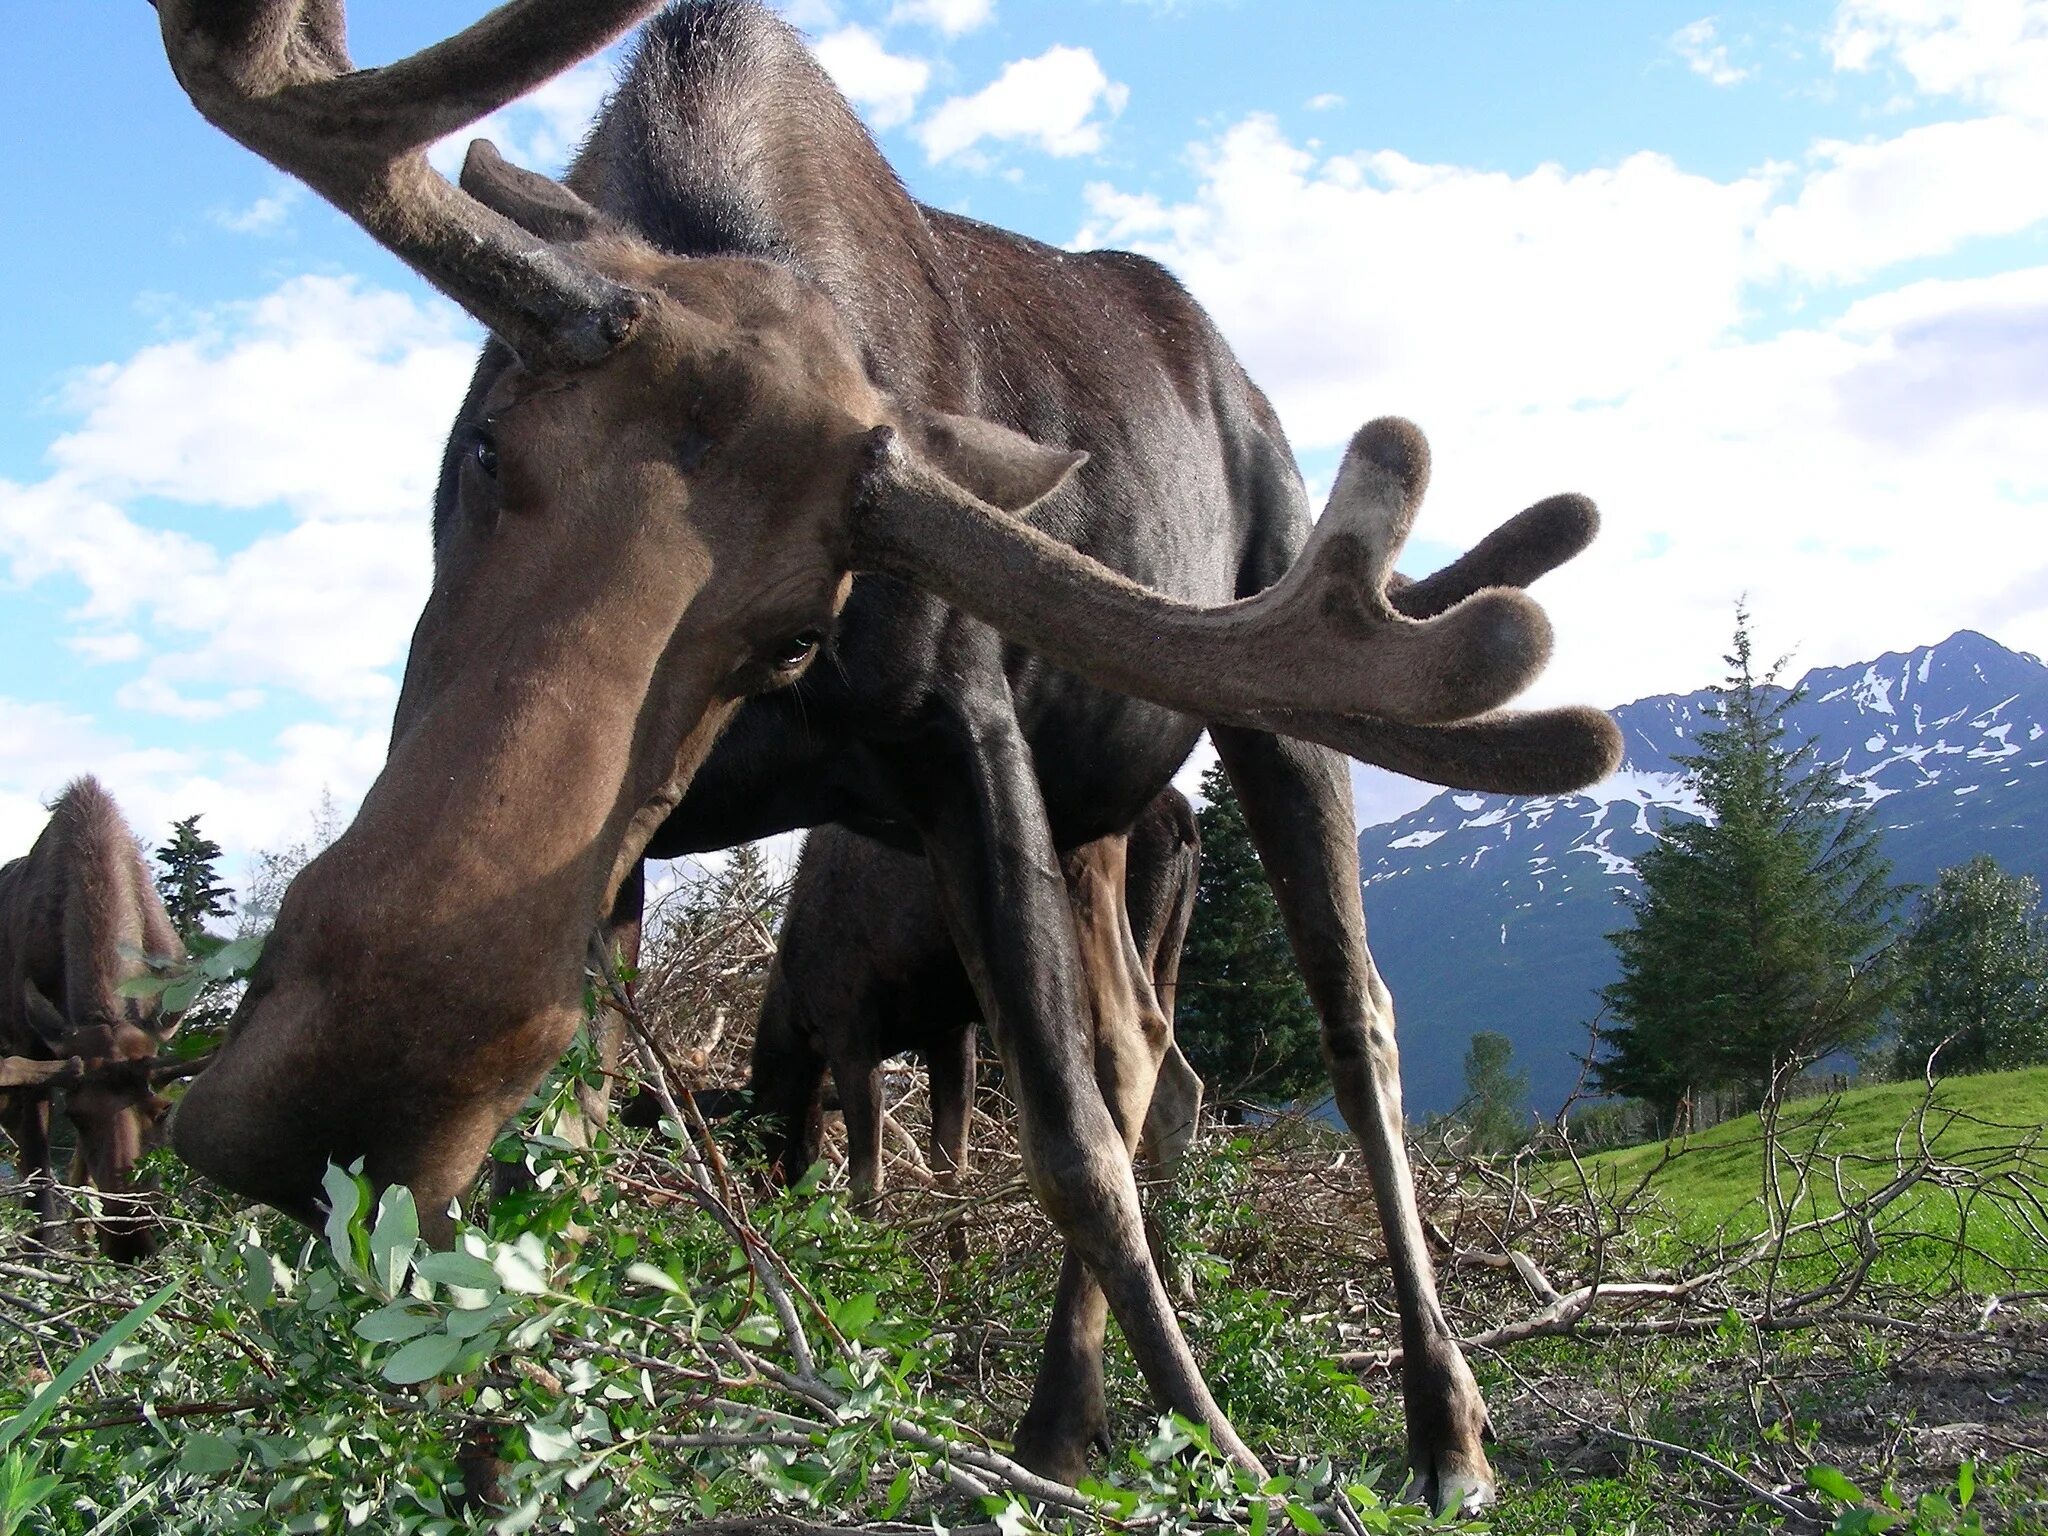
[771,630,824,670]
[471,427,499,478]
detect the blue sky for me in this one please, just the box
[3,0,2046,876]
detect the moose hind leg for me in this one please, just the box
[916,734,1247,1486]
[1212,725,1494,1514]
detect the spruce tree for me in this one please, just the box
[1174,759,1324,1112]
[1458,1030,1530,1154]
[155,814,232,947]
[1595,609,1903,1124]
[1891,856,2048,1077]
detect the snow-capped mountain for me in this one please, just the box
[1360,630,2048,1117]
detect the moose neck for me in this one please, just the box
[569,2,968,402]
[45,783,175,1028]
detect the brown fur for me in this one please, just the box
[0,778,183,1260]
[748,789,1203,1211]
[151,1,1621,1506]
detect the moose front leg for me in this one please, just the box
[912,711,1259,1486]
[2,1091,59,1247]
[1016,835,1178,1478]
[1213,724,1494,1514]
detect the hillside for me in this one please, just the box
[1361,630,2048,1116]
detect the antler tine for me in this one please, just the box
[1240,704,1623,796]
[854,417,1554,727]
[0,1055,85,1091]
[1390,495,1600,621]
[155,0,662,369]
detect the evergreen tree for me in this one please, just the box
[155,814,232,946]
[1891,856,2048,1077]
[1174,759,1324,1111]
[1594,609,1903,1125]
[1458,1030,1530,1154]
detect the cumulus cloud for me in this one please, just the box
[427,53,618,178]
[1073,115,2048,721]
[888,0,995,36]
[1080,119,1772,447]
[1831,0,2048,115]
[1755,115,2048,281]
[919,46,1129,163]
[0,275,469,726]
[213,184,300,235]
[1670,17,1753,85]
[812,25,931,129]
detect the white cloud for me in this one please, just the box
[1305,92,1346,112]
[888,0,995,36]
[1670,17,1753,85]
[1073,116,2048,720]
[1831,0,2048,116]
[0,696,390,896]
[1080,119,1772,448]
[213,184,300,235]
[0,275,468,722]
[919,46,1129,163]
[1754,114,2048,280]
[812,25,931,130]
[428,53,618,179]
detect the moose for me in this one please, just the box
[155,0,1622,1507]
[747,787,1206,1216]
[1,777,187,1261]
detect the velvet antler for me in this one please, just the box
[154,0,659,368]
[853,418,1551,727]
[0,1055,84,1091]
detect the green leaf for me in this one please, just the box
[832,1291,879,1336]
[205,933,265,978]
[624,1262,681,1294]
[492,1244,549,1296]
[730,1312,781,1347]
[369,1187,420,1296]
[1957,1460,1975,1509]
[1808,1465,1864,1506]
[525,1423,578,1463]
[0,1280,176,1451]
[1249,1496,1269,1536]
[354,1303,437,1344]
[880,1466,913,1519]
[322,1162,367,1278]
[417,1251,502,1299]
[381,1331,464,1386]
[1283,1502,1326,1535]
[116,974,173,999]
[180,1433,245,1476]
[160,975,205,1015]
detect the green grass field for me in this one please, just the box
[1566,1067,2048,1289]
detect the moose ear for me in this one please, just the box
[461,139,615,245]
[898,408,1088,515]
[22,980,69,1049]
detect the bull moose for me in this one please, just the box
[1,777,185,1261]
[154,0,1622,1507]
[749,787,1206,1215]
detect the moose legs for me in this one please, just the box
[1015,835,1179,1475]
[2,1090,58,1245]
[1212,724,1493,1512]
[916,716,1255,1485]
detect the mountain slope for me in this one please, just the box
[1360,630,2048,1117]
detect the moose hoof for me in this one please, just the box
[1010,1415,1106,1489]
[1401,1444,1496,1517]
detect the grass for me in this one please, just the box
[1562,1068,2048,1288]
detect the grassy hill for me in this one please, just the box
[1568,1066,2048,1286]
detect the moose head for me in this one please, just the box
[155,0,1619,1230]
[14,979,180,1261]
